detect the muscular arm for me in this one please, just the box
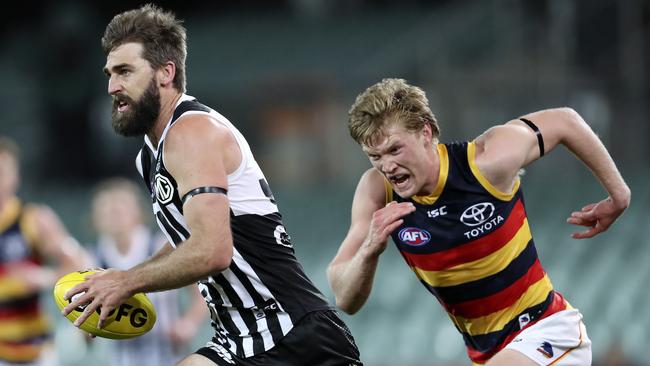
[327,169,415,314]
[143,241,174,263]
[126,114,237,290]
[126,241,174,278]
[64,114,240,327]
[475,107,631,238]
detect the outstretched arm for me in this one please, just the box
[327,169,415,314]
[474,107,631,239]
[5,204,91,293]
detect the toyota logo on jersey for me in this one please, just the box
[398,227,431,246]
[154,173,175,204]
[460,202,495,226]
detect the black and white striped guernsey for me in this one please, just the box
[135,94,332,358]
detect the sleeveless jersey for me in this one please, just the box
[135,94,332,358]
[0,198,50,363]
[388,142,568,363]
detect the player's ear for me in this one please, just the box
[157,61,176,87]
[421,123,433,143]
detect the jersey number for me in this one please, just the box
[259,179,276,204]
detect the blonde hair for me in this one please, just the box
[348,78,439,146]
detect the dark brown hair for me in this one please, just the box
[102,4,187,92]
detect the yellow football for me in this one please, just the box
[53,269,157,339]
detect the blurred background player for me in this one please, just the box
[0,136,90,365]
[89,177,207,366]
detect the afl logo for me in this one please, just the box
[398,227,431,246]
[460,202,495,226]
[154,174,174,205]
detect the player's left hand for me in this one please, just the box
[62,268,133,329]
[5,262,56,291]
[567,196,628,239]
[168,317,199,348]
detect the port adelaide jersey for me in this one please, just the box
[136,95,331,358]
[387,141,568,364]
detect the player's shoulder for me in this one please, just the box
[18,203,48,246]
[355,168,387,205]
[473,123,531,160]
[476,122,530,145]
[8,198,34,232]
[359,167,384,186]
[166,113,235,151]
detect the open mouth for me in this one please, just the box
[388,174,409,188]
[113,96,130,113]
[117,100,129,113]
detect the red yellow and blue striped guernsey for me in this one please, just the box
[0,198,51,363]
[388,141,568,364]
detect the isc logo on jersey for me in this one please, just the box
[398,227,431,246]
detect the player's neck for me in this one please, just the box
[113,233,133,255]
[147,91,183,148]
[417,142,441,196]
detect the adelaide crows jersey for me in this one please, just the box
[388,141,568,363]
[0,198,50,363]
[135,95,332,358]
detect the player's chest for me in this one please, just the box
[0,226,32,263]
[393,199,508,252]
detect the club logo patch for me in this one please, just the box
[398,227,431,246]
[518,313,531,328]
[154,173,175,205]
[537,341,554,358]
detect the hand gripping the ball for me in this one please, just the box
[54,269,156,339]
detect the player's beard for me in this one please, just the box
[111,77,161,137]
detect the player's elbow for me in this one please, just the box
[205,243,233,272]
[209,255,232,272]
[336,297,362,315]
[557,107,585,127]
[557,106,578,116]
[327,264,365,314]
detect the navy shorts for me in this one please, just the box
[196,310,362,366]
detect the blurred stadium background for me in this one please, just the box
[1,0,648,365]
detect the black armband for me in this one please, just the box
[182,186,228,204]
[519,118,545,157]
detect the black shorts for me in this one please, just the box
[196,310,362,366]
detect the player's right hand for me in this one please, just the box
[567,195,629,239]
[363,201,415,256]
